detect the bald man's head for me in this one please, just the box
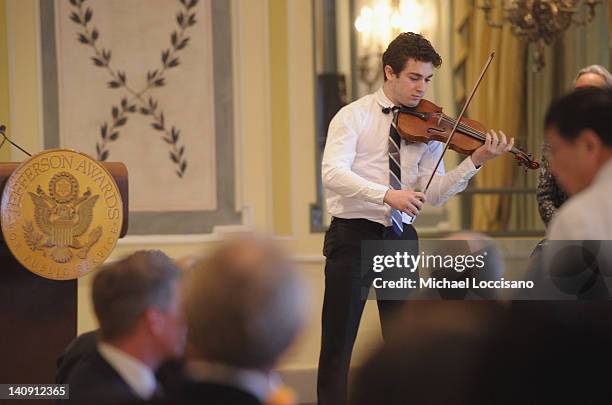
[185,235,308,369]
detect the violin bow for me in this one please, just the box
[423,51,495,194]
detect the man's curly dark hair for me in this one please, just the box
[382,32,442,81]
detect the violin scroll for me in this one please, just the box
[514,148,540,170]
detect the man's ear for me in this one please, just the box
[384,65,395,81]
[579,129,603,155]
[145,307,165,336]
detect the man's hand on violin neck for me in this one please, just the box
[384,189,426,216]
[470,130,514,167]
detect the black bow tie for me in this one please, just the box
[382,106,401,114]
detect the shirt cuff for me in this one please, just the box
[460,156,481,177]
[366,183,390,205]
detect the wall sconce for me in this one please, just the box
[478,0,603,71]
[354,0,434,90]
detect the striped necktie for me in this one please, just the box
[388,108,403,236]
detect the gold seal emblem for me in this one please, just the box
[1,149,123,280]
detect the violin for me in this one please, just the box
[391,99,540,170]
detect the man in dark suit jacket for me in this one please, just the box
[60,349,148,405]
[56,330,98,385]
[57,330,186,404]
[57,250,186,405]
[172,236,307,405]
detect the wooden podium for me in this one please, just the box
[0,162,128,392]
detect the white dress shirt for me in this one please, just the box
[322,87,480,226]
[548,159,612,240]
[98,342,157,400]
[186,360,280,403]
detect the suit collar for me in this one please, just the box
[186,360,279,403]
[98,342,157,400]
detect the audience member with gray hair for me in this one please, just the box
[60,250,186,405]
[574,64,612,89]
[176,235,308,405]
[537,64,612,227]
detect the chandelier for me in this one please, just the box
[354,0,434,90]
[478,0,603,71]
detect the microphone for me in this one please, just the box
[0,123,32,157]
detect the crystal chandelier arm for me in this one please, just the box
[571,0,602,25]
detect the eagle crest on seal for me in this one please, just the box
[24,171,103,263]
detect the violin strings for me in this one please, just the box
[429,113,485,139]
[436,113,487,141]
[432,112,522,155]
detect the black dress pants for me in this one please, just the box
[317,217,418,405]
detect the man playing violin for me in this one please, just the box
[317,32,513,405]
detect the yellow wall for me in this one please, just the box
[269,0,292,235]
[4,0,41,157]
[0,0,10,162]
[233,0,274,231]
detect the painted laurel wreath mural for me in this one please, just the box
[68,0,199,178]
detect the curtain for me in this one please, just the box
[454,0,609,233]
[516,1,610,233]
[462,2,526,232]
